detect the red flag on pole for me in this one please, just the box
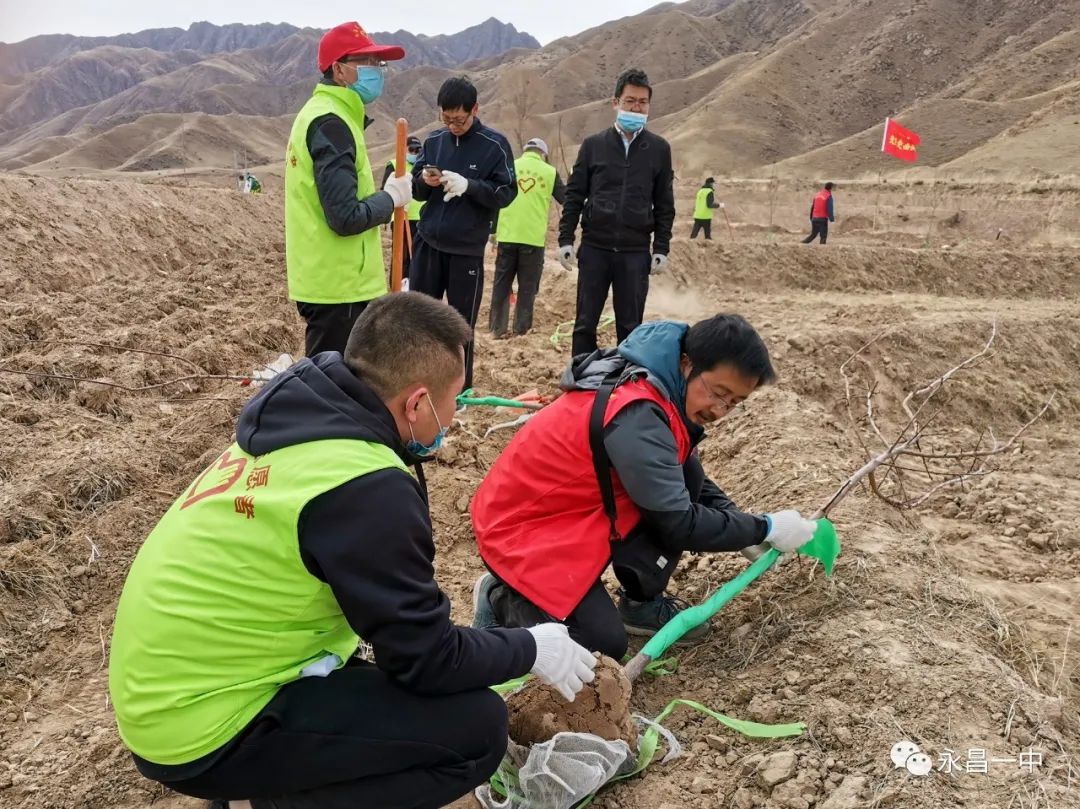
[881,117,920,162]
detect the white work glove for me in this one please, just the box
[557,245,574,272]
[764,510,817,553]
[526,623,597,702]
[439,170,469,201]
[382,174,413,209]
[650,253,668,275]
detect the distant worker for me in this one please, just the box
[690,177,720,240]
[285,21,413,357]
[489,137,566,338]
[411,76,517,391]
[558,68,675,357]
[245,173,262,195]
[802,182,835,245]
[383,135,426,281]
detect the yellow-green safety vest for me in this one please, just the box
[285,84,385,304]
[109,438,407,765]
[694,186,716,220]
[496,151,557,248]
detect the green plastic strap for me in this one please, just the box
[491,674,532,696]
[487,693,805,807]
[640,518,840,661]
[586,699,805,806]
[643,657,678,676]
[550,314,616,347]
[459,395,538,409]
[641,550,777,659]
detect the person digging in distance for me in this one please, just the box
[471,315,817,659]
[109,293,596,809]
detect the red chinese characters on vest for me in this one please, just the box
[471,377,691,619]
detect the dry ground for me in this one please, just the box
[1,174,1077,809]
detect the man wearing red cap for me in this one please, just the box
[285,22,414,358]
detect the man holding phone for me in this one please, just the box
[411,76,517,391]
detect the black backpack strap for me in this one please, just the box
[589,368,624,541]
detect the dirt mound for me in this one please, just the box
[507,655,636,747]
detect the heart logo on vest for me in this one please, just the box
[517,177,536,194]
[180,450,248,510]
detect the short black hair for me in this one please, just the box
[345,293,472,399]
[684,315,775,385]
[614,68,652,100]
[704,177,715,185]
[438,76,477,111]
[824,182,834,191]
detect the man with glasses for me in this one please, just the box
[285,21,413,358]
[470,315,818,656]
[558,68,676,357]
[410,76,517,391]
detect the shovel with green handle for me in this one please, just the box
[623,517,840,682]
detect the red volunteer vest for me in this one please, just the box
[471,377,692,619]
[811,190,832,219]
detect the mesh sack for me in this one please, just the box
[476,731,636,809]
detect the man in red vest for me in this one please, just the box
[802,182,835,244]
[470,316,818,658]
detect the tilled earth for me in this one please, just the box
[1,175,1077,809]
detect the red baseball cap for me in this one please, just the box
[318,22,405,73]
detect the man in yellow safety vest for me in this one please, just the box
[690,177,721,240]
[285,21,413,357]
[490,137,566,337]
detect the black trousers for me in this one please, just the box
[392,220,419,281]
[571,244,651,357]
[487,459,706,660]
[802,218,829,244]
[489,243,545,336]
[409,238,485,390]
[690,219,713,240]
[296,301,370,358]
[137,660,508,809]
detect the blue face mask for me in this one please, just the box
[349,65,385,104]
[406,151,419,165]
[406,394,448,458]
[616,110,648,133]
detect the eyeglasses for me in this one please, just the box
[617,96,651,112]
[698,375,740,413]
[343,55,386,66]
[441,112,473,127]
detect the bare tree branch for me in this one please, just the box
[825,321,1055,518]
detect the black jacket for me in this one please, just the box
[559,127,676,255]
[411,119,517,256]
[235,353,536,694]
[305,80,395,237]
[561,322,768,553]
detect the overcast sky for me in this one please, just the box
[1,1,664,45]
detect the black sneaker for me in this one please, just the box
[472,573,501,630]
[617,589,710,642]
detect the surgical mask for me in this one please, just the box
[349,65,385,104]
[616,110,648,133]
[406,151,419,165]
[406,394,448,458]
